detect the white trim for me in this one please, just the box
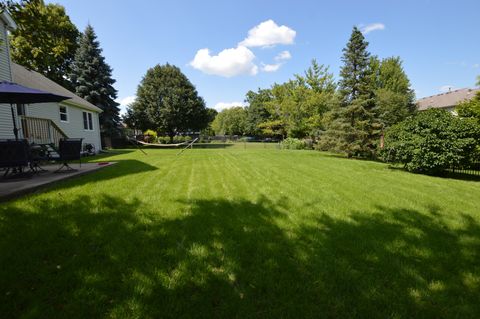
[61,100,102,113]
[82,111,94,131]
[59,105,69,123]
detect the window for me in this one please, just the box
[59,105,68,122]
[83,111,94,130]
[17,104,27,116]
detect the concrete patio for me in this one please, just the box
[0,162,115,201]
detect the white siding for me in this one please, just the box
[0,22,12,81]
[0,21,15,139]
[26,102,102,151]
[0,104,14,139]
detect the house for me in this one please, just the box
[417,88,480,114]
[0,11,102,152]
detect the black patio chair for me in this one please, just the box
[0,139,30,177]
[29,143,50,173]
[56,138,83,172]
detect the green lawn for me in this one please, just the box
[1,147,479,318]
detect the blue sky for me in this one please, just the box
[47,0,479,113]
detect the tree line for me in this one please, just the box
[213,27,416,158]
[7,0,475,173]
[2,0,121,137]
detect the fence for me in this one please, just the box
[449,162,480,176]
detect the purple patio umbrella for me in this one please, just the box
[0,81,70,140]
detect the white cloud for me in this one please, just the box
[360,23,385,34]
[213,101,247,112]
[260,51,291,73]
[473,63,480,68]
[116,95,136,115]
[239,19,296,48]
[275,50,291,61]
[190,46,258,77]
[261,63,282,72]
[439,85,457,93]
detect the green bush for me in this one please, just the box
[157,136,168,144]
[281,138,307,150]
[184,136,193,143]
[382,109,480,174]
[143,129,157,142]
[176,136,188,143]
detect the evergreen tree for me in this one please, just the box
[319,27,379,157]
[125,64,209,140]
[7,0,79,89]
[70,25,121,137]
[338,27,371,104]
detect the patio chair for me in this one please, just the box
[0,139,30,177]
[56,138,83,172]
[29,143,50,173]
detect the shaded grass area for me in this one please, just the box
[1,149,479,318]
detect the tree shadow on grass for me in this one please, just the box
[0,195,479,318]
[25,159,158,197]
[296,206,480,318]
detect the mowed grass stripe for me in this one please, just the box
[1,148,479,318]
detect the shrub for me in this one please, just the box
[382,109,480,174]
[174,136,185,143]
[281,138,307,150]
[184,136,193,143]
[143,129,157,142]
[157,136,168,144]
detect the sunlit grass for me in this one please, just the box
[1,147,479,318]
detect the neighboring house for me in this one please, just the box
[417,88,480,114]
[0,11,102,152]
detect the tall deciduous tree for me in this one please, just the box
[7,0,79,89]
[126,64,209,140]
[212,107,248,136]
[375,57,416,128]
[244,60,337,138]
[70,25,120,137]
[245,89,272,136]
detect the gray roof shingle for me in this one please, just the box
[417,88,480,111]
[11,63,102,113]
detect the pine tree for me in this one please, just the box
[339,27,371,104]
[319,27,379,157]
[70,24,120,137]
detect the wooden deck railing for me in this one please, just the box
[19,116,68,147]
